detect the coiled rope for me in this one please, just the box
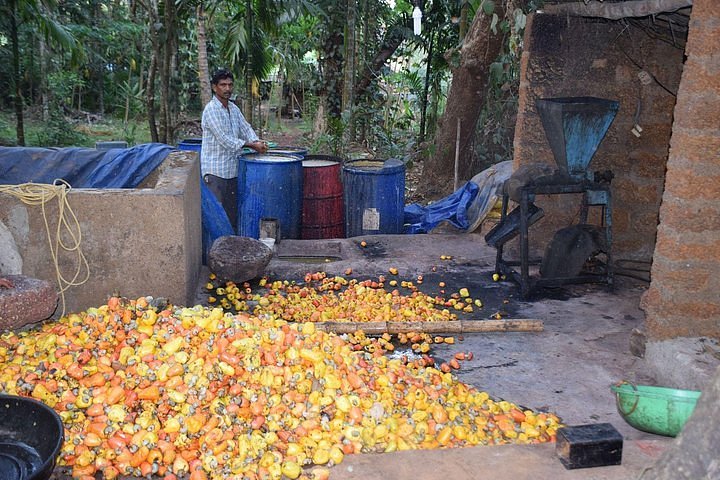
[0,180,90,317]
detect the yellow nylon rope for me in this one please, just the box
[0,180,90,317]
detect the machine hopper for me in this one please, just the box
[536,97,619,180]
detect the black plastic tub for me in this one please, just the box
[0,394,64,480]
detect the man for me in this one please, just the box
[201,69,268,228]
[0,278,12,289]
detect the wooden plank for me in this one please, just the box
[316,319,542,335]
[319,321,387,335]
[460,319,544,332]
[386,321,463,334]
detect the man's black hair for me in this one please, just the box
[211,69,234,85]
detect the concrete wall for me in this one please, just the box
[514,13,684,261]
[0,150,202,315]
[641,0,720,340]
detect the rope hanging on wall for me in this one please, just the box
[0,180,90,317]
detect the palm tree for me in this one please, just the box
[217,0,319,125]
[1,0,81,145]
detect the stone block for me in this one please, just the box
[0,275,58,331]
[208,236,273,283]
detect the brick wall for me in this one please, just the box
[514,13,684,261]
[641,0,720,339]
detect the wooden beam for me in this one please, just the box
[542,0,692,20]
[315,319,544,335]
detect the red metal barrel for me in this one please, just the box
[301,155,345,239]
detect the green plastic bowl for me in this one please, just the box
[611,382,701,437]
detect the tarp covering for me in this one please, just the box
[201,181,234,245]
[404,182,480,234]
[0,143,173,188]
[404,161,513,234]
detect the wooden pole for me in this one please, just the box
[454,117,461,191]
[314,319,543,335]
[460,319,544,332]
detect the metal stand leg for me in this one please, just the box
[605,190,613,287]
[495,193,510,273]
[519,188,530,298]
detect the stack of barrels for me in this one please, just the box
[178,140,406,242]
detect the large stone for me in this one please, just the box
[208,236,273,283]
[0,275,58,331]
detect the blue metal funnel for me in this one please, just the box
[536,97,619,180]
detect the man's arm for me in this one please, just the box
[0,277,13,289]
[233,106,268,153]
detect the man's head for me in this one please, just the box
[211,69,234,104]
[211,69,234,85]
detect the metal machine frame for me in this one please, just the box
[494,179,613,298]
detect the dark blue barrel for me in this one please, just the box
[178,138,203,154]
[238,153,303,239]
[342,159,405,237]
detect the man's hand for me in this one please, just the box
[248,141,269,154]
[0,277,13,289]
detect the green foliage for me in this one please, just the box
[116,79,146,119]
[48,71,85,107]
[30,71,89,147]
[33,110,89,147]
[0,115,15,146]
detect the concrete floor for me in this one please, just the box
[198,230,718,480]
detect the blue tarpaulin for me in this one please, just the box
[404,181,480,234]
[0,143,173,188]
[403,161,513,235]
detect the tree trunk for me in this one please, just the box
[342,0,357,143]
[147,29,160,143]
[39,38,49,123]
[245,0,254,125]
[140,0,161,143]
[421,5,506,198]
[419,30,434,143]
[459,1,469,41]
[353,22,406,99]
[196,4,211,108]
[321,30,344,121]
[9,0,25,146]
[159,0,176,143]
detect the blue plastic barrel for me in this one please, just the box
[177,138,232,264]
[237,153,303,239]
[178,138,203,153]
[342,159,405,237]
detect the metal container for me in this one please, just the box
[536,97,619,180]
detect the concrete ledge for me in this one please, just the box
[0,150,202,313]
[331,439,671,480]
[645,338,720,391]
